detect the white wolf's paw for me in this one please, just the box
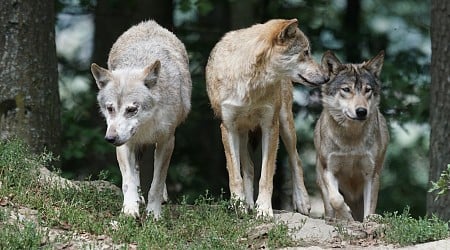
[292,189,311,215]
[255,200,273,218]
[122,203,140,218]
[146,201,162,220]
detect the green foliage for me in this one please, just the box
[0,220,44,250]
[429,164,450,200]
[377,207,449,246]
[268,223,297,248]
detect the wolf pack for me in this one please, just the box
[91,19,389,222]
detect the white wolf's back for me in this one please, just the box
[108,20,191,120]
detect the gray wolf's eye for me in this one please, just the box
[365,87,372,93]
[126,106,138,115]
[303,50,310,57]
[341,87,351,93]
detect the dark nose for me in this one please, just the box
[356,108,367,119]
[104,135,117,144]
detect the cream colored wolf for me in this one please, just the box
[315,51,389,221]
[206,19,328,216]
[90,20,191,219]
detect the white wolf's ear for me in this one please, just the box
[277,19,298,44]
[143,60,161,88]
[364,50,384,78]
[321,51,342,76]
[91,63,111,89]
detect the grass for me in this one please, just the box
[2,139,449,248]
[376,207,449,246]
[0,139,298,249]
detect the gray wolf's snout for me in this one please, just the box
[356,107,368,120]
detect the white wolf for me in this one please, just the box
[91,20,192,219]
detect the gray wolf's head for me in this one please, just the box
[320,50,384,125]
[90,60,160,146]
[259,19,329,87]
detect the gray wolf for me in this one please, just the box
[205,19,328,216]
[314,51,389,221]
[90,20,192,219]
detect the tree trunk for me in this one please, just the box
[343,0,361,62]
[427,0,450,220]
[0,1,61,156]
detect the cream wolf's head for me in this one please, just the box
[258,19,328,86]
[90,61,160,146]
[320,51,384,125]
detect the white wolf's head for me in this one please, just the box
[91,60,160,146]
[320,51,384,126]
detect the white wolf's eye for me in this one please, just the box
[341,87,351,93]
[106,105,114,113]
[126,106,138,115]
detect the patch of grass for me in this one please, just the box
[0,208,44,250]
[268,222,297,248]
[378,207,449,246]
[0,139,295,248]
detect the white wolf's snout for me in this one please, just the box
[104,122,137,146]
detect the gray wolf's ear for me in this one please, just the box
[91,63,111,89]
[277,19,298,43]
[364,50,384,78]
[321,50,342,76]
[143,60,161,88]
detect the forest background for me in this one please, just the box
[32,0,436,217]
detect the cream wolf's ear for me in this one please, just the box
[143,60,161,88]
[321,50,342,76]
[91,63,112,89]
[364,50,384,78]
[277,19,298,43]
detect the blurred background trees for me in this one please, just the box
[49,0,436,217]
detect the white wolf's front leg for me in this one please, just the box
[146,135,175,219]
[116,144,142,218]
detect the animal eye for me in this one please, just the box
[365,87,372,93]
[303,50,310,57]
[342,87,351,93]
[126,106,138,114]
[106,105,114,113]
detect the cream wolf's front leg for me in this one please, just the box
[256,116,279,217]
[116,144,142,218]
[220,123,246,205]
[146,135,175,219]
